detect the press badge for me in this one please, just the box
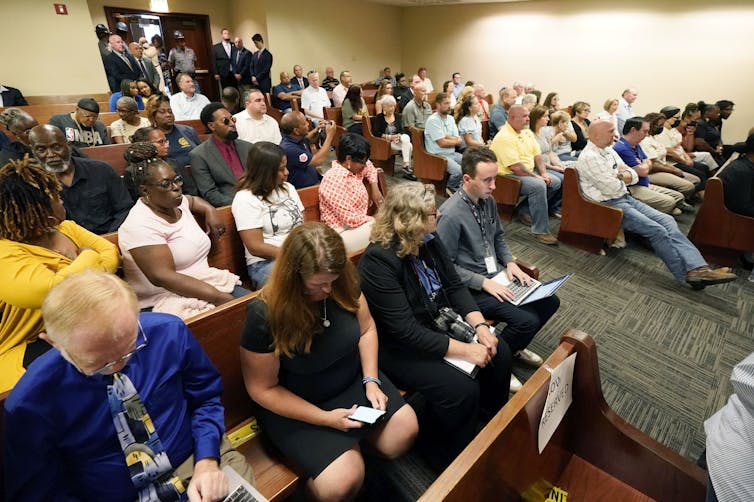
[485,255,497,274]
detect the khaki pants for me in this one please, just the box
[629,184,682,214]
[648,171,699,198]
[337,220,375,254]
[175,435,256,489]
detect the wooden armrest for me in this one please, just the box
[514,258,539,280]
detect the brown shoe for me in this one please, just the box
[686,266,737,288]
[533,232,558,245]
[519,214,533,226]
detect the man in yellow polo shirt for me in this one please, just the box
[490,105,561,244]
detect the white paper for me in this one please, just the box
[443,355,477,375]
[538,352,576,453]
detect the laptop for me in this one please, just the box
[491,272,571,306]
[222,465,270,502]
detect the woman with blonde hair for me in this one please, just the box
[596,98,619,133]
[358,182,512,471]
[373,95,414,179]
[550,110,578,162]
[241,222,417,501]
[570,101,592,154]
[0,157,119,391]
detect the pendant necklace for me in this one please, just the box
[321,299,331,328]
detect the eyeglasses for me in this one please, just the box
[151,138,169,145]
[151,175,184,190]
[218,116,237,125]
[77,322,148,377]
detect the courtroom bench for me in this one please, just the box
[419,329,706,502]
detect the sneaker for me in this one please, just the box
[515,349,544,367]
[519,214,533,226]
[510,374,522,393]
[533,232,558,245]
[686,266,737,288]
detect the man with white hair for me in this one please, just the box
[4,270,255,501]
[616,88,638,133]
[301,71,331,124]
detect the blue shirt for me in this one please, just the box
[612,138,649,187]
[166,123,201,169]
[281,134,321,189]
[272,82,296,111]
[424,112,459,156]
[4,312,224,502]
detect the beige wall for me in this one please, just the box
[230,0,267,44]
[264,0,402,85]
[401,0,754,142]
[0,0,108,95]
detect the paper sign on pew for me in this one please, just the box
[538,352,576,453]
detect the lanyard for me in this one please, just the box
[459,190,492,253]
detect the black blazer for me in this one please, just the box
[234,48,252,85]
[358,234,479,359]
[104,51,141,92]
[251,48,273,93]
[210,42,237,77]
[0,86,27,106]
[372,113,406,138]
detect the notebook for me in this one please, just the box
[491,273,571,306]
[222,465,269,502]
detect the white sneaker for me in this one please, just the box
[510,374,522,393]
[515,349,544,367]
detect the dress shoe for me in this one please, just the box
[402,170,418,181]
[686,266,737,288]
[510,374,522,393]
[515,349,544,367]
[519,214,533,226]
[533,232,558,245]
[678,201,695,212]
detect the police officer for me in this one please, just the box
[168,30,200,94]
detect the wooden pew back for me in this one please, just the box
[687,176,754,266]
[492,175,521,222]
[557,167,623,254]
[80,143,129,175]
[420,329,706,502]
[176,119,206,136]
[324,107,343,126]
[409,126,448,191]
[362,115,395,175]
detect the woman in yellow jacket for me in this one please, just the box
[0,157,119,392]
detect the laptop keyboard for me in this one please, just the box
[508,279,535,301]
[225,486,262,502]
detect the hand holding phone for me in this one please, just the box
[348,406,386,425]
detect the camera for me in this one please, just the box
[434,307,476,343]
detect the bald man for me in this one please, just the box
[104,34,140,92]
[575,120,736,289]
[279,111,335,188]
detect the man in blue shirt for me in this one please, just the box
[424,92,463,195]
[279,111,335,189]
[272,71,302,112]
[4,271,254,501]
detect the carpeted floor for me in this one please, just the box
[353,169,754,501]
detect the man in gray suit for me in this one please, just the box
[129,42,160,90]
[190,103,254,207]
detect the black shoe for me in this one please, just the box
[678,201,695,212]
[402,171,417,181]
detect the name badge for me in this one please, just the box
[484,255,497,274]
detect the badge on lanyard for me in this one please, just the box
[484,254,497,274]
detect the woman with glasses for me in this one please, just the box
[240,222,417,501]
[570,101,592,155]
[110,97,150,144]
[0,157,119,392]
[358,182,512,471]
[128,127,199,198]
[232,141,304,288]
[145,95,201,172]
[118,142,249,318]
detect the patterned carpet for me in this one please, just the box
[355,171,754,501]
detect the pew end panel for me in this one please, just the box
[492,175,521,222]
[688,177,754,267]
[558,167,623,254]
[363,116,396,176]
[409,126,448,193]
[419,329,706,502]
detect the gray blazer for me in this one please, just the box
[190,137,253,207]
[135,57,160,90]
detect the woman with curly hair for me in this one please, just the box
[373,79,393,115]
[0,157,119,391]
[241,222,417,500]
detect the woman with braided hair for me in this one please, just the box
[0,157,119,392]
[118,142,250,318]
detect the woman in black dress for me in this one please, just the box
[240,222,417,501]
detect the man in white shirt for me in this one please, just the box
[234,89,282,144]
[332,70,352,108]
[300,71,331,125]
[417,67,433,94]
[616,88,637,133]
[512,81,525,105]
[170,73,211,120]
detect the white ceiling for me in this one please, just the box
[366,0,530,6]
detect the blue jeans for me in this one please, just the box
[441,151,463,192]
[248,260,275,289]
[546,169,564,214]
[604,194,706,281]
[231,285,251,298]
[507,172,562,234]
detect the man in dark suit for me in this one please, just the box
[250,33,273,94]
[291,65,308,91]
[233,37,252,91]
[129,42,160,90]
[0,84,28,106]
[210,28,238,91]
[190,102,254,207]
[104,34,140,92]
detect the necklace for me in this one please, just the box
[321,300,331,328]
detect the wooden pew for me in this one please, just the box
[324,107,343,126]
[264,93,284,123]
[0,104,109,126]
[362,116,396,175]
[687,177,754,266]
[176,119,207,136]
[492,175,521,222]
[557,167,623,254]
[419,329,706,502]
[80,143,129,175]
[409,126,447,192]
[24,93,111,106]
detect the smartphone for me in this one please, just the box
[348,406,386,424]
